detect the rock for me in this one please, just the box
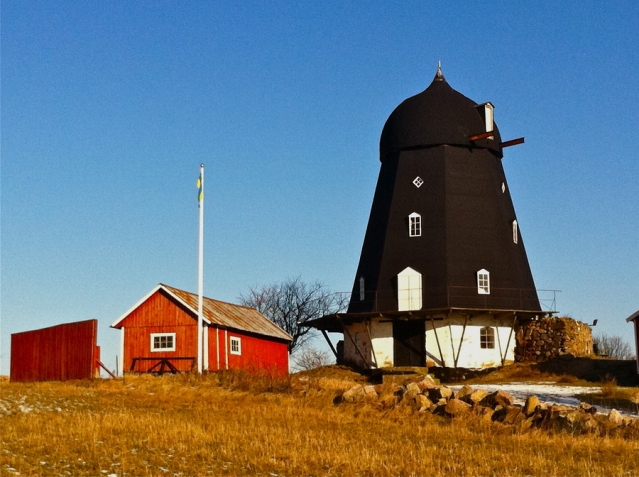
[431,403,448,415]
[405,382,421,398]
[550,405,571,418]
[455,385,474,401]
[577,402,597,415]
[476,406,495,421]
[416,375,438,391]
[607,409,623,427]
[480,390,515,409]
[492,405,524,425]
[523,395,541,417]
[444,398,471,416]
[363,385,378,399]
[565,411,599,433]
[464,389,489,405]
[341,385,377,403]
[428,386,454,402]
[412,394,433,412]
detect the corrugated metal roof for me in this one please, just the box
[112,284,292,342]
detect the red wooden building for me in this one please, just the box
[111,284,292,375]
[11,319,101,382]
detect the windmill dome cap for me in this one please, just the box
[379,69,503,161]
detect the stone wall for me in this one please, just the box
[515,317,593,362]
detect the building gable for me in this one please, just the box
[115,289,196,329]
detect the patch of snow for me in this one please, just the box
[450,382,638,417]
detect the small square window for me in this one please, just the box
[230,336,242,355]
[150,333,176,352]
[413,176,424,188]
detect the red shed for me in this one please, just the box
[111,284,292,375]
[10,319,101,382]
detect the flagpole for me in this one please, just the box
[197,163,204,374]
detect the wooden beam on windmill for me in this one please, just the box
[469,131,495,141]
[500,137,525,148]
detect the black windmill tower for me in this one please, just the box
[347,66,541,337]
[306,66,544,369]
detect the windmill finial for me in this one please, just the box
[435,60,445,81]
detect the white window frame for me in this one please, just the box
[480,327,495,349]
[150,332,176,352]
[477,269,490,295]
[398,267,422,311]
[230,336,242,355]
[484,103,494,139]
[512,220,518,244]
[408,212,422,237]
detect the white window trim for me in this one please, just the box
[512,220,518,244]
[408,212,422,237]
[230,336,242,355]
[477,269,490,295]
[150,332,176,352]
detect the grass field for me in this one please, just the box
[1,368,639,477]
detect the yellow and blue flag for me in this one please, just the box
[196,173,203,205]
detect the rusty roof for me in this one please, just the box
[111,283,292,342]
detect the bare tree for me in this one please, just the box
[292,347,334,372]
[239,277,347,353]
[593,333,635,360]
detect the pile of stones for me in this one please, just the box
[337,376,639,437]
[515,317,593,362]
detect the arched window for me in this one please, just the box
[477,269,490,295]
[480,327,495,349]
[408,213,421,237]
[398,267,422,311]
[512,220,518,244]
[359,276,365,301]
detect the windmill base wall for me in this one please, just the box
[515,317,593,362]
[342,314,517,370]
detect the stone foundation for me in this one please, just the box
[515,317,593,362]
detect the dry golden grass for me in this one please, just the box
[1,371,639,477]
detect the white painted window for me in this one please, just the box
[409,212,422,237]
[480,327,495,349]
[484,103,494,139]
[398,267,422,311]
[512,220,518,244]
[413,176,424,188]
[230,336,242,355]
[150,333,176,352]
[477,269,490,295]
[359,276,365,301]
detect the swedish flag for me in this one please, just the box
[196,173,203,205]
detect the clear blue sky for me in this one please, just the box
[2,1,638,374]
